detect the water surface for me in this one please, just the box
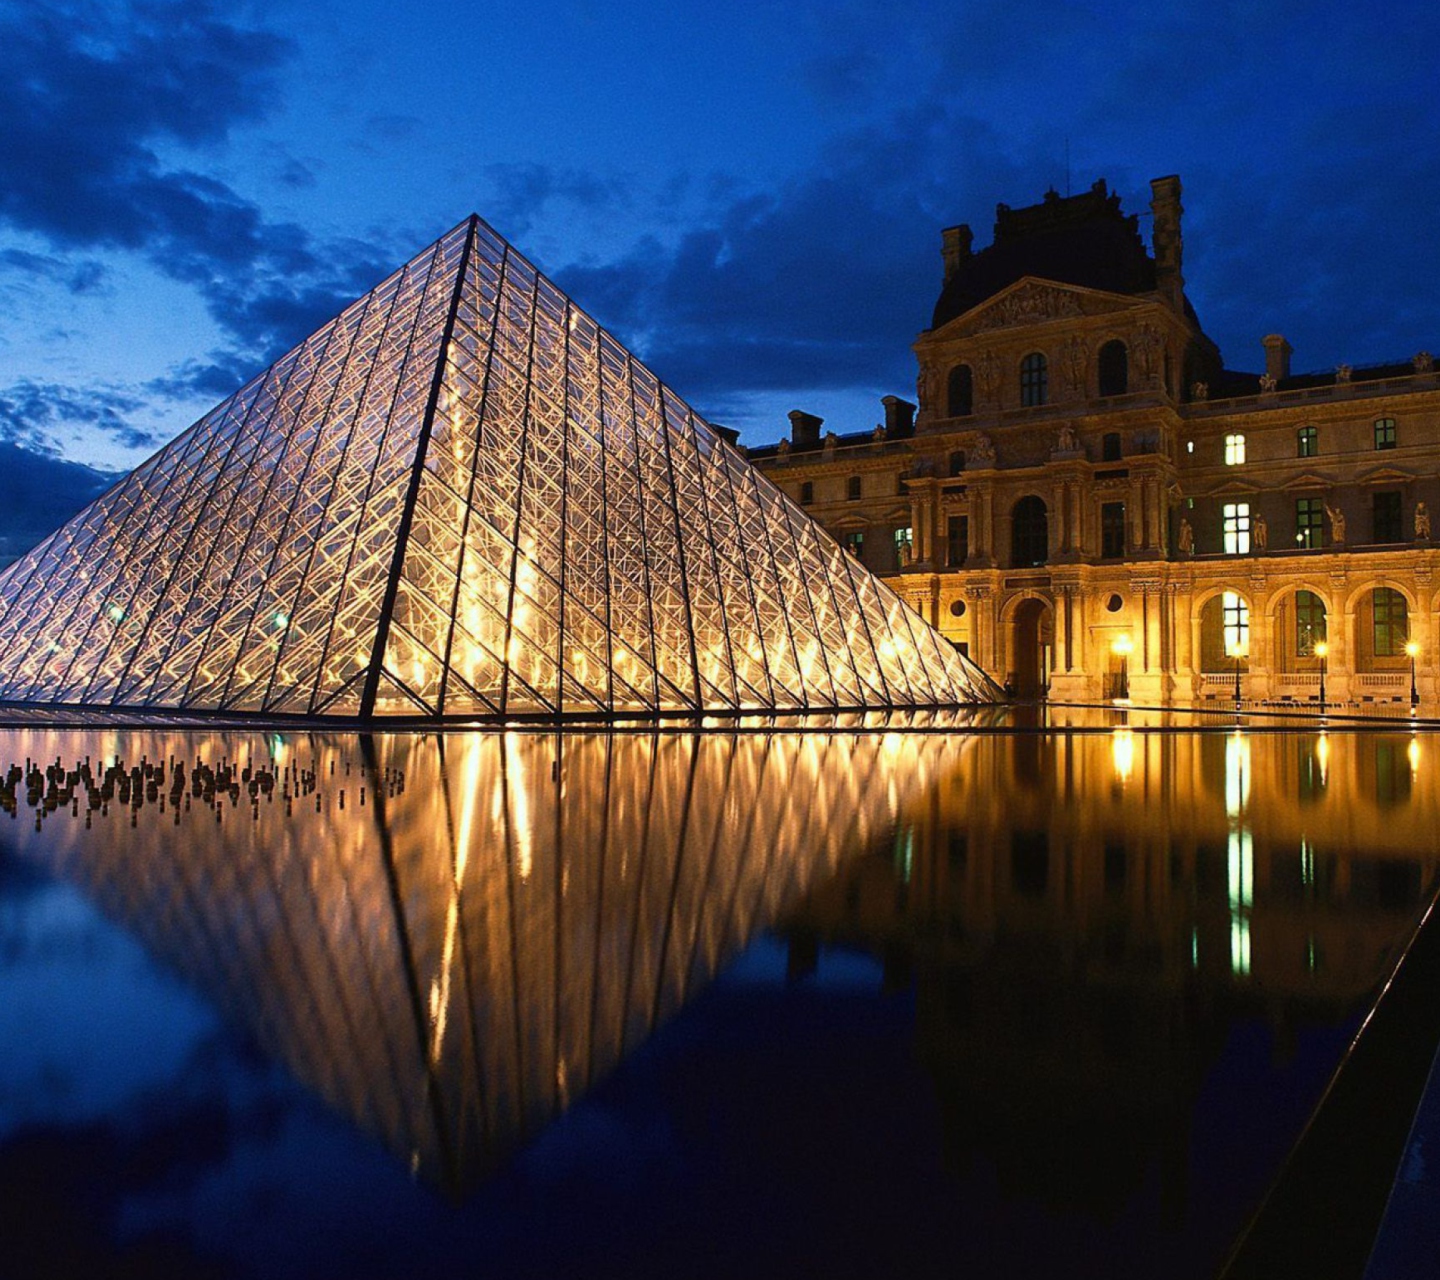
[0,720,1434,1278]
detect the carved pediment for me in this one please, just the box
[933,278,1143,339]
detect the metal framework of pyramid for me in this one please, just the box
[0,217,997,720]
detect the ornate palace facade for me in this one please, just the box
[752,176,1440,706]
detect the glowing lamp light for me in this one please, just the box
[273,611,289,629]
[1313,640,1328,659]
[1407,641,1421,659]
[1111,634,1134,656]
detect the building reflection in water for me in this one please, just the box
[0,727,967,1189]
[781,727,1440,1251]
[1,721,1436,1275]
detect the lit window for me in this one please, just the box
[1295,590,1326,656]
[1295,497,1323,549]
[1223,591,1250,656]
[1375,417,1397,450]
[842,530,864,559]
[1223,502,1251,554]
[1297,425,1317,458]
[1020,352,1048,407]
[1373,587,1408,656]
[1186,440,1195,453]
[799,481,813,505]
[1224,434,1246,465]
[846,475,862,500]
[894,526,914,567]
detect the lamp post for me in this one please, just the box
[1112,633,1133,702]
[1314,640,1328,713]
[1227,634,1248,713]
[1407,640,1420,714]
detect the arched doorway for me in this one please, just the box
[1010,597,1054,699]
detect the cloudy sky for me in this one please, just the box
[2,0,1438,477]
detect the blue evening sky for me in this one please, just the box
[1,0,1437,474]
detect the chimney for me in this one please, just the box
[941,224,973,285]
[1262,334,1292,382]
[1148,175,1184,307]
[788,409,824,449]
[881,395,916,438]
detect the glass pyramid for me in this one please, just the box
[0,217,998,719]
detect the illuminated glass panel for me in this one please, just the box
[1375,417,1397,449]
[0,219,997,717]
[1224,434,1246,465]
[1297,425,1317,457]
[1222,591,1249,658]
[1223,503,1251,554]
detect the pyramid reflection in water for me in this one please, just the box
[0,218,995,719]
[8,728,968,1187]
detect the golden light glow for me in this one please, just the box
[1316,731,1331,786]
[1110,727,1134,782]
[1111,634,1134,656]
[1314,640,1328,659]
[1406,641,1421,659]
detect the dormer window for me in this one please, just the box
[1020,352,1048,407]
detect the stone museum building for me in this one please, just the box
[752,175,1440,706]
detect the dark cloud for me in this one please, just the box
[554,110,1035,417]
[481,163,632,240]
[0,380,158,453]
[0,1,400,386]
[0,249,108,296]
[0,442,118,558]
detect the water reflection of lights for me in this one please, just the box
[1226,731,1253,976]
[1410,736,1422,774]
[1315,731,1330,787]
[1110,727,1135,782]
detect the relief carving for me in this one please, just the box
[971,282,1084,332]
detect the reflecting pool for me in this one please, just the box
[0,721,1435,1278]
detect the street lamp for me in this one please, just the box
[1111,633,1133,702]
[1406,640,1420,714]
[1227,633,1248,712]
[1314,640,1328,713]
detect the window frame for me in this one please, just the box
[1224,433,1246,466]
[1295,496,1323,549]
[1100,501,1126,559]
[1020,352,1049,407]
[1297,425,1318,458]
[1375,417,1397,450]
[846,475,862,501]
[799,480,814,506]
[1223,502,1252,555]
[1373,490,1403,544]
[1295,590,1326,656]
[947,364,973,417]
[1373,587,1409,656]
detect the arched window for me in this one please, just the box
[1295,590,1326,656]
[799,481,813,505]
[1098,340,1128,396]
[1011,495,1049,567]
[1020,352,1048,407]
[948,449,966,476]
[947,364,973,417]
[846,475,862,500]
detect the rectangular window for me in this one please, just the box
[1101,502,1126,559]
[1373,587,1408,656]
[1375,417,1397,450]
[799,481,813,505]
[894,525,913,568]
[1295,497,1323,549]
[1223,502,1251,555]
[1224,434,1246,465]
[946,515,968,567]
[1223,590,1250,656]
[1295,590,1326,656]
[1297,425,1317,458]
[1374,491,1403,543]
[846,475,862,500]
[842,530,865,559]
